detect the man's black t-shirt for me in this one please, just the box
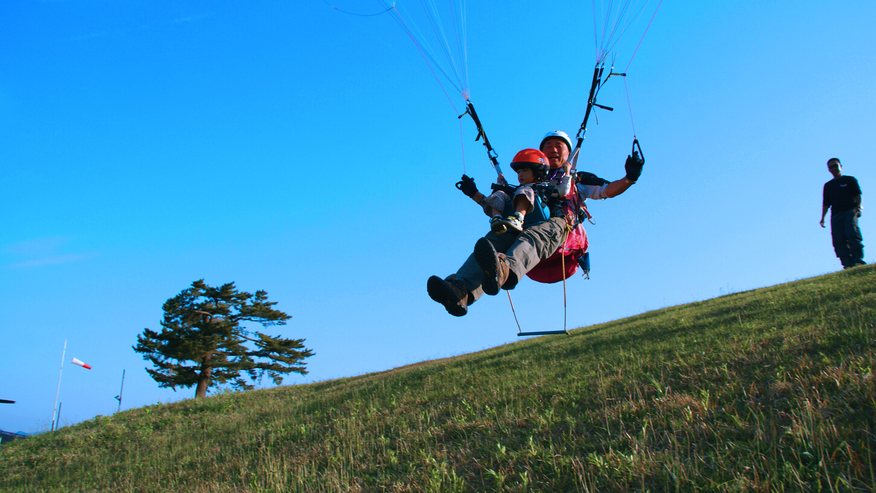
[823,176,862,215]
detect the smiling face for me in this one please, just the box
[541,138,570,169]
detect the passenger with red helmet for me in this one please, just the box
[483,149,552,233]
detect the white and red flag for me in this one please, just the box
[71,357,92,370]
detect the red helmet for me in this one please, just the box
[510,149,550,180]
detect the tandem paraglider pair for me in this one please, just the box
[326,2,661,332]
[427,130,644,320]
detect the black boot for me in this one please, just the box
[474,238,510,296]
[427,275,470,316]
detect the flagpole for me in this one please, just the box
[115,370,125,413]
[51,340,66,432]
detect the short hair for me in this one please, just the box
[827,157,841,166]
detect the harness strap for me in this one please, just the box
[459,100,506,185]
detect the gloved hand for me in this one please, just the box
[576,171,610,187]
[455,174,479,198]
[624,152,644,183]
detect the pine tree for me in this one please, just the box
[134,280,314,398]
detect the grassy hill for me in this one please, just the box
[2,266,875,492]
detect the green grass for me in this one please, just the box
[3,266,876,492]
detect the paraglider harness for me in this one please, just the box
[488,182,559,227]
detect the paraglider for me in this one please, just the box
[328,1,661,335]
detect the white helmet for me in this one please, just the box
[539,130,573,153]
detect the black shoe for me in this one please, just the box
[474,238,509,296]
[427,276,469,317]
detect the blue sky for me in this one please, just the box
[2,0,874,434]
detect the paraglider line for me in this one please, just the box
[624,0,663,72]
[458,116,467,174]
[389,6,460,115]
[592,0,598,60]
[388,2,465,96]
[323,1,394,17]
[560,238,568,332]
[507,291,523,334]
[624,76,636,136]
[594,0,657,67]
[602,0,632,62]
[420,1,464,92]
[457,0,469,95]
[448,0,469,92]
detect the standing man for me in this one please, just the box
[820,157,865,268]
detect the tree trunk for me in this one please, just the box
[195,354,213,399]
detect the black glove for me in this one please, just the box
[576,171,610,187]
[455,174,479,198]
[624,152,644,183]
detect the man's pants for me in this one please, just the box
[454,217,568,303]
[831,209,864,267]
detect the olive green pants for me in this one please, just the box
[453,216,568,303]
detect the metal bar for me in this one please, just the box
[115,369,126,414]
[51,340,66,432]
[517,330,569,337]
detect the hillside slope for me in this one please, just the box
[2,266,875,492]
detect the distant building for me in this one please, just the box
[1,429,28,444]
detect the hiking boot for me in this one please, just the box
[500,212,524,232]
[474,237,510,296]
[427,275,469,317]
[489,215,507,234]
